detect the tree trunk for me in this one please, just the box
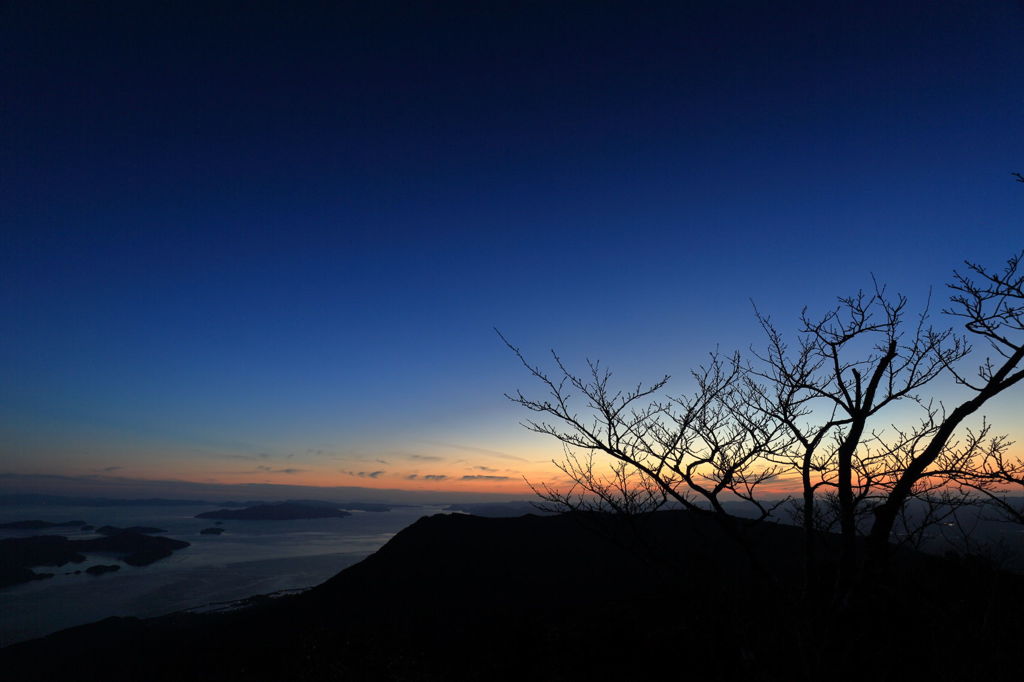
[801,473,816,589]
[865,375,1019,572]
[835,419,866,591]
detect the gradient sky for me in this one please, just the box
[2,1,1023,498]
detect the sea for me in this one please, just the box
[0,503,449,647]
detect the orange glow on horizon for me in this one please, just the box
[17,438,1019,501]
[49,463,546,496]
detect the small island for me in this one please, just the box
[0,532,190,588]
[195,502,351,521]
[95,525,167,536]
[85,564,120,576]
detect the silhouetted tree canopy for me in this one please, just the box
[506,183,1024,598]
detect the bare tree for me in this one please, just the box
[947,428,1024,525]
[500,340,791,527]
[864,253,1024,569]
[505,251,1024,595]
[751,284,968,587]
[528,447,668,516]
[756,249,1024,587]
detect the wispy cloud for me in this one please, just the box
[223,453,272,461]
[410,454,444,461]
[343,470,386,479]
[419,441,528,462]
[423,474,448,481]
[305,448,345,460]
[461,475,512,481]
[473,465,499,472]
[255,466,305,474]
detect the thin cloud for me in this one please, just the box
[255,466,305,474]
[419,441,528,462]
[409,454,444,461]
[306,448,345,460]
[473,466,499,473]
[423,474,448,481]
[223,453,271,461]
[343,470,386,479]
[460,475,512,481]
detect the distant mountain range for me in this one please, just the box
[195,503,352,521]
[0,494,408,512]
[0,473,529,505]
[0,494,211,507]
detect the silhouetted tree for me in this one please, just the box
[502,343,791,521]
[506,248,1024,594]
[751,283,968,588]
[501,342,791,573]
[863,254,1024,569]
[964,435,1024,524]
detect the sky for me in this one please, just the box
[2,1,1023,500]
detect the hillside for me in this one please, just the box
[1,510,1021,681]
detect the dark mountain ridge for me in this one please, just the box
[1,510,1021,681]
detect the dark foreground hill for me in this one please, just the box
[2,510,1021,681]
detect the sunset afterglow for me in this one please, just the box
[2,2,1022,504]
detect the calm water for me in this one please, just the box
[0,503,446,646]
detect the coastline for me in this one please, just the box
[0,504,444,647]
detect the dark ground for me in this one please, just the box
[1,510,1021,681]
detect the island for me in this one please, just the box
[336,502,393,513]
[213,499,393,512]
[287,500,394,513]
[195,502,351,521]
[85,564,120,576]
[95,525,167,536]
[0,532,190,588]
[88,531,190,566]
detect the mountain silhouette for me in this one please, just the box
[1,510,1021,681]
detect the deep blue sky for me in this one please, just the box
[2,1,1022,495]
